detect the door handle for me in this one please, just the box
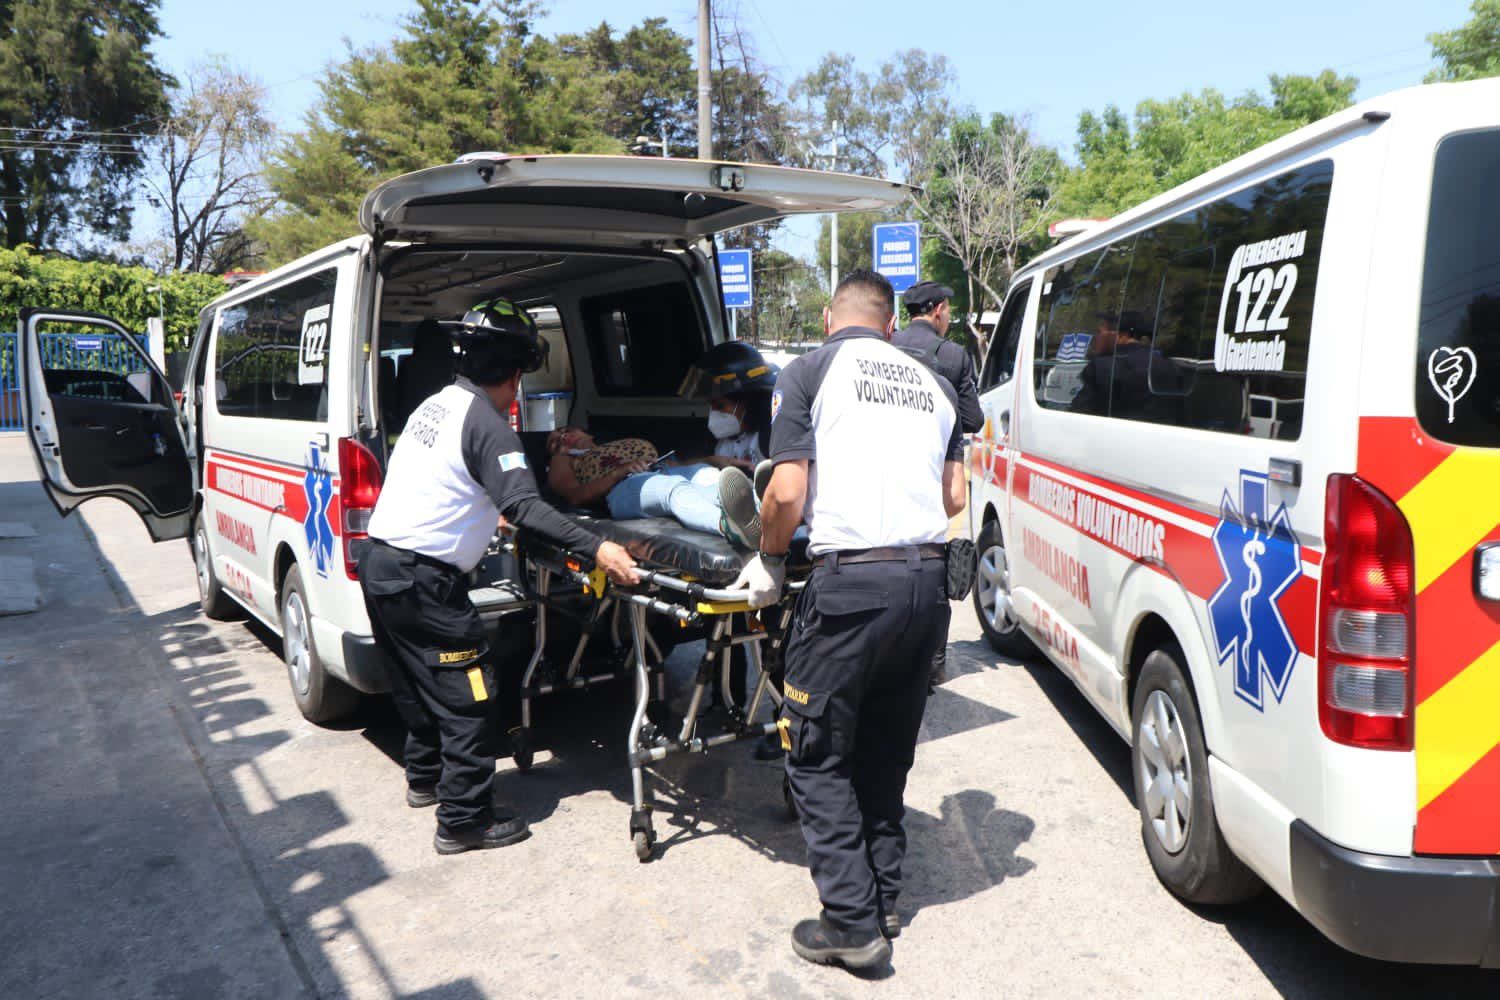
[1269,457,1301,486]
[1000,410,1011,437]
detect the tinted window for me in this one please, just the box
[214,269,338,422]
[579,282,705,396]
[1032,159,1332,439]
[1416,130,1500,446]
[980,281,1031,391]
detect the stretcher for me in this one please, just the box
[472,513,806,861]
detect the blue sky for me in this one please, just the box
[156,0,1473,152]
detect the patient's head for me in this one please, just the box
[547,426,595,455]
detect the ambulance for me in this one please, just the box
[967,80,1500,965]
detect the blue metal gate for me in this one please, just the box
[1,331,148,432]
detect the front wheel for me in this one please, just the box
[192,517,239,621]
[973,520,1037,658]
[1131,644,1262,905]
[280,564,358,724]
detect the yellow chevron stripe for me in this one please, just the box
[1397,449,1500,592]
[1416,639,1500,810]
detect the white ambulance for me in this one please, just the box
[968,80,1500,966]
[19,156,908,722]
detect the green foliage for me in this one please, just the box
[1427,0,1500,82]
[0,245,223,353]
[1057,71,1357,218]
[0,0,172,251]
[251,1,706,265]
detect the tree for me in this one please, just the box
[752,249,823,345]
[1427,0,1500,81]
[1057,71,1358,219]
[916,114,1060,350]
[145,60,274,273]
[250,0,622,265]
[0,0,172,251]
[557,18,695,152]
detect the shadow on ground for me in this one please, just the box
[953,636,1499,998]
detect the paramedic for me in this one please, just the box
[892,281,982,435]
[359,299,639,856]
[731,269,966,971]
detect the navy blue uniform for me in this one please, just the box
[770,326,962,936]
[892,318,982,435]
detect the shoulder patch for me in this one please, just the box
[771,390,783,422]
[498,451,527,472]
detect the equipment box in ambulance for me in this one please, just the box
[967,79,1500,967]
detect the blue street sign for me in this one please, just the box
[719,249,753,309]
[872,222,920,293]
[74,335,103,351]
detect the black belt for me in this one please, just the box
[813,543,947,568]
[367,537,464,575]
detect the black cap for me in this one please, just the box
[901,281,954,311]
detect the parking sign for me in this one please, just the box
[872,223,920,293]
[719,249,753,309]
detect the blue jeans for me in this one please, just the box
[606,464,724,535]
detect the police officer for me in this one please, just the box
[732,270,967,970]
[893,281,982,435]
[894,281,979,692]
[359,299,639,855]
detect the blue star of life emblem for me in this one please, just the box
[304,443,336,578]
[1208,471,1302,711]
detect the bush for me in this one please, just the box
[0,246,227,354]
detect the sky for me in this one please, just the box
[150,0,1475,260]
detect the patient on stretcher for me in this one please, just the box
[545,427,761,549]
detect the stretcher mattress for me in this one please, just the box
[570,514,750,585]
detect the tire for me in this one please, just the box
[280,564,359,724]
[1131,644,1262,905]
[972,520,1038,658]
[191,517,239,621]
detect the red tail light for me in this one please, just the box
[508,398,520,432]
[339,437,384,580]
[1319,474,1414,750]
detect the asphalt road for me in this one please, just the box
[2,434,1496,998]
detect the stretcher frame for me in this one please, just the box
[499,529,802,861]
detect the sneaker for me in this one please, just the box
[433,816,531,855]
[718,467,761,551]
[790,915,891,970]
[407,784,438,809]
[879,911,901,940]
[753,459,774,502]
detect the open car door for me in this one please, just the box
[19,309,193,541]
[360,154,915,246]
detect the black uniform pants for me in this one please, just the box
[358,541,498,834]
[781,551,950,935]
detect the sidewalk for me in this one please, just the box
[0,435,308,999]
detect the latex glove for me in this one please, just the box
[730,555,785,609]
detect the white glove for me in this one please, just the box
[730,554,786,609]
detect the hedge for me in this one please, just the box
[0,246,228,355]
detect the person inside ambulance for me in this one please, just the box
[677,340,779,470]
[1070,309,1181,418]
[358,298,639,856]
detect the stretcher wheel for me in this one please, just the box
[633,829,655,862]
[512,729,534,771]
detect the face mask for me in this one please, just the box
[707,409,742,440]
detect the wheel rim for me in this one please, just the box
[284,591,312,696]
[1138,689,1193,855]
[976,541,1018,635]
[194,528,213,604]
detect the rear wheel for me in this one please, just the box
[1131,644,1262,905]
[973,520,1037,658]
[280,564,358,724]
[192,517,239,621]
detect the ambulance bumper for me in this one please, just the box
[1290,820,1500,967]
[340,632,392,694]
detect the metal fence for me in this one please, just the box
[1,331,148,432]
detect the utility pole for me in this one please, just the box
[828,125,841,296]
[697,0,712,160]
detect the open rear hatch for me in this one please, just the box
[360,154,914,246]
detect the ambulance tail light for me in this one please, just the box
[1319,474,1414,751]
[508,398,520,432]
[339,436,384,580]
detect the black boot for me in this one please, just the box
[432,816,531,855]
[790,914,891,970]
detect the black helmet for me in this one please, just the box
[678,340,778,399]
[441,298,548,381]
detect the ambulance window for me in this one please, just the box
[580,281,704,396]
[1416,129,1500,446]
[214,268,338,422]
[980,280,1031,390]
[1033,242,1133,413]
